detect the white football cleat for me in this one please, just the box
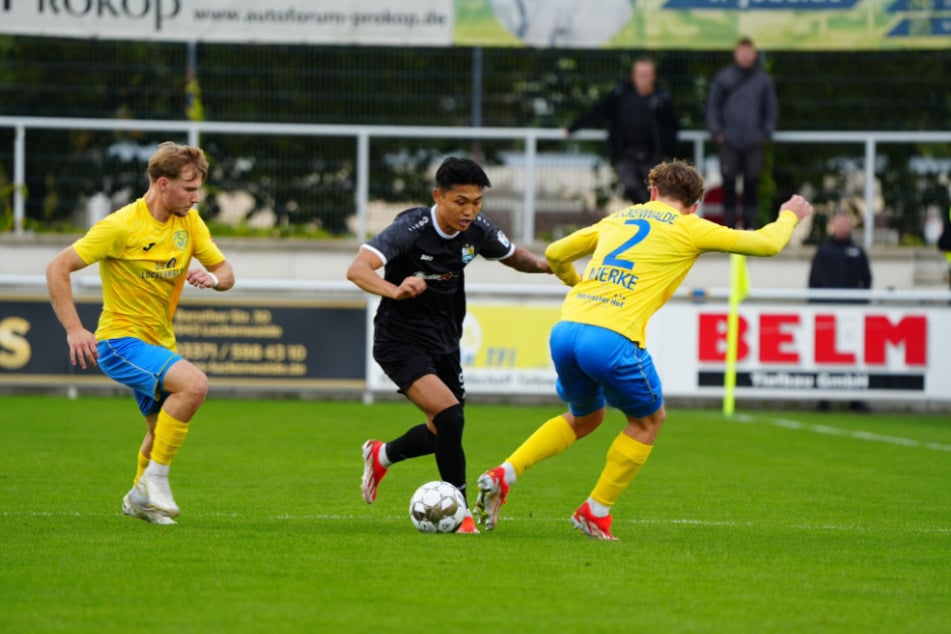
[361,439,388,504]
[122,486,176,525]
[138,473,180,517]
[473,466,509,531]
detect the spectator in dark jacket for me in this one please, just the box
[808,211,872,295]
[565,56,679,204]
[808,210,872,413]
[938,205,951,290]
[706,38,778,230]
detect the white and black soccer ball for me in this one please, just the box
[408,480,467,533]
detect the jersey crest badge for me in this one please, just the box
[461,244,475,264]
[173,231,189,251]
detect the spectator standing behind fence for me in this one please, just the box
[938,205,951,290]
[564,56,679,204]
[808,210,872,413]
[706,37,778,230]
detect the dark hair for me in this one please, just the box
[648,160,705,207]
[435,157,491,190]
[148,141,209,182]
[736,37,755,47]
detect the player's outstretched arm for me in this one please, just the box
[711,194,814,257]
[500,246,552,274]
[778,194,813,223]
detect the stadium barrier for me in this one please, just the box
[4,116,951,250]
[2,276,949,407]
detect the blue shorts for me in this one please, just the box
[96,338,182,416]
[549,321,663,419]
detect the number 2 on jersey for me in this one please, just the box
[602,219,651,270]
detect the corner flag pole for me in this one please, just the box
[723,254,749,417]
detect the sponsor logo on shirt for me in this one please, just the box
[141,257,183,280]
[496,230,511,248]
[409,216,430,232]
[414,271,457,281]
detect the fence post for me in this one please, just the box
[863,136,875,251]
[356,131,370,240]
[522,133,537,244]
[13,123,25,235]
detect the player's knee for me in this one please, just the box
[432,403,464,443]
[173,365,209,404]
[192,373,210,401]
[186,367,209,397]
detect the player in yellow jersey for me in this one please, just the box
[473,159,813,539]
[46,142,235,525]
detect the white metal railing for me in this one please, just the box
[4,116,951,250]
[4,274,949,304]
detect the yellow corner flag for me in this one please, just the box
[723,254,749,417]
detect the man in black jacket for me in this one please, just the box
[706,38,779,230]
[809,211,872,294]
[938,205,951,290]
[808,210,873,412]
[565,56,679,204]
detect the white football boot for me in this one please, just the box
[122,485,176,525]
[137,472,180,518]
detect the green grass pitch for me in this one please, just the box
[1,395,950,633]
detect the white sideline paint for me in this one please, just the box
[729,413,951,452]
[4,511,950,534]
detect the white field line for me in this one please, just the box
[3,511,950,534]
[5,414,948,531]
[729,413,951,452]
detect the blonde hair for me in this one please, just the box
[147,141,209,183]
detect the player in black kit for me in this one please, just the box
[347,157,552,533]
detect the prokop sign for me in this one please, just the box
[0,0,453,44]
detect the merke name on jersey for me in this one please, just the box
[697,311,927,367]
[586,265,640,290]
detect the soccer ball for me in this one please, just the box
[408,480,467,533]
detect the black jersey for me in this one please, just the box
[363,205,515,354]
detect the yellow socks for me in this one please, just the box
[590,432,653,508]
[149,409,190,467]
[133,451,149,485]
[506,414,577,478]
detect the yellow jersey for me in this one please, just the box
[72,197,225,349]
[546,200,799,347]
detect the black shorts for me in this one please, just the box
[373,341,465,402]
